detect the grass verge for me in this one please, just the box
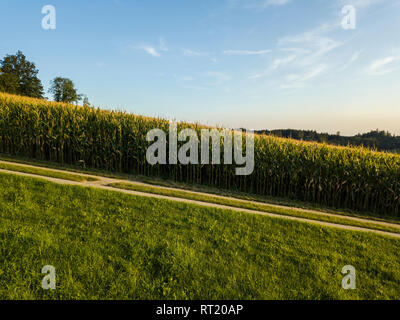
[109,182,400,235]
[0,161,98,182]
[0,153,398,224]
[0,172,399,299]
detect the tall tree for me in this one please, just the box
[0,51,44,98]
[49,77,82,104]
[0,69,19,94]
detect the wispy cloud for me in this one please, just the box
[280,64,328,89]
[183,49,208,57]
[223,49,271,56]
[182,49,218,63]
[247,23,341,87]
[280,48,311,55]
[340,50,362,70]
[366,55,400,75]
[248,55,296,79]
[125,37,168,58]
[259,0,291,7]
[278,27,342,67]
[139,45,161,57]
[245,0,291,9]
[338,0,384,8]
[271,55,296,70]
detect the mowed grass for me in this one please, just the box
[0,161,98,182]
[0,172,399,300]
[110,182,400,235]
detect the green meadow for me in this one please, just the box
[0,172,399,300]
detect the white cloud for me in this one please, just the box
[280,65,328,89]
[245,0,291,9]
[247,23,340,86]
[248,55,296,79]
[271,55,296,70]
[223,49,271,56]
[248,72,267,80]
[120,41,162,57]
[277,23,342,69]
[183,49,208,57]
[366,55,400,75]
[279,33,341,67]
[280,48,311,55]
[338,0,384,8]
[261,0,291,7]
[121,38,166,57]
[370,57,396,70]
[348,51,362,64]
[340,50,362,70]
[139,46,161,57]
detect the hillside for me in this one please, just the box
[1,92,400,217]
[0,171,399,299]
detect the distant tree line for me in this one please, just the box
[256,129,400,153]
[0,51,89,105]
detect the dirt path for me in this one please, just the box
[1,160,400,239]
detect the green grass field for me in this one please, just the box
[0,172,399,299]
[109,182,400,235]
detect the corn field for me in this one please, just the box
[1,92,400,217]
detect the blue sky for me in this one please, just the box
[1,0,400,135]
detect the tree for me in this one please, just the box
[0,51,44,98]
[0,69,19,94]
[49,77,82,104]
